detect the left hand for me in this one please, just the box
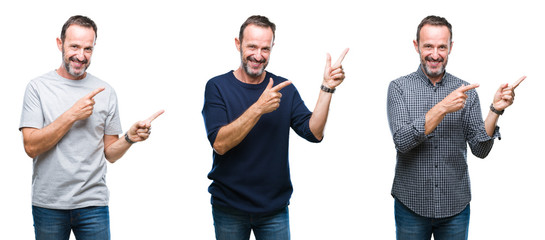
[492,76,526,111]
[323,48,349,89]
[127,110,165,142]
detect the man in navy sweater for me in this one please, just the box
[202,15,348,239]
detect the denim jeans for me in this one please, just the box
[395,199,470,240]
[212,205,290,240]
[32,205,110,240]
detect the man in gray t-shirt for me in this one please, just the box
[19,15,163,240]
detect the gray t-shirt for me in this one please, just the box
[19,70,122,209]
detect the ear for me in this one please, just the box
[56,37,63,52]
[413,40,419,53]
[235,38,241,52]
[448,41,454,54]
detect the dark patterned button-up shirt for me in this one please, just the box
[387,66,500,218]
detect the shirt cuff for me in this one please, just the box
[414,115,434,140]
[474,125,501,143]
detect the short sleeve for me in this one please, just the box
[202,81,228,146]
[104,88,123,135]
[289,85,320,143]
[19,81,44,130]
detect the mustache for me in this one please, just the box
[247,56,266,63]
[425,55,444,62]
[69,56,88,64]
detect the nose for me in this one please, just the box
[431,48,440,59]
[75,49,85,61]
[254,50,264,61]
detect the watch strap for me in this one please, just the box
[490,103,504,115]
[320,84,336,93]
[125,132,136,144]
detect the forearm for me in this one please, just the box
[309,90,333,140]
[424,104,447,135]
[484,110,500,137]
[22,112,77,158]
[104,135,131,163]
[213,104,262,155]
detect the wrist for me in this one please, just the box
[63,109,79,123]
[320,84,336,93]
[490,103,504,115]
[250,103,265,116]
[124,132,136,144]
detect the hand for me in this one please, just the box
[492,76,526,111]
[68,87,105,121]
[439,83,480,114]
[323,48,349,89]
[127,110,165,143]
[254,78,292,115]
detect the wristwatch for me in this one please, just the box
[320,84,336,93]
[490,103,504,115]
[124,132,136,144]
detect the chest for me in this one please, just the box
[38,83,110,129]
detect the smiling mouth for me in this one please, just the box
[69,57,88,67]
[428,61,441,67]
[249,61,263,69]
[247,56,265,66]
[425,57,443,68]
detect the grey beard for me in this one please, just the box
[422,64,444,78]
[63,60,86,77]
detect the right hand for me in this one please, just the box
[439,83,479,114]
[254,78,292,115]
[68,87,105,121]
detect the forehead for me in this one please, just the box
[241,24,274,45]
[64,25,96,44]
[419,24,450,44]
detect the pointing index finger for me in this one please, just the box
[146,109,165,122]
[86,87,105,99]
[459,83,480,93]
[270,80,292,92]
[332,48,349,68]
[511,76,526,89]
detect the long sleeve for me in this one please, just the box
[387,81,430,153]
[463,90,499,158]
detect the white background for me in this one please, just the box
[1,0,543,239]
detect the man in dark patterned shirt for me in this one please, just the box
[387,15,525,240]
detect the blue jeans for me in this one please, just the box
[212,205,290,240]
[32,205,110,240]
[395,199,470,240]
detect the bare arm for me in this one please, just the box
[104,110,164,163]
[483,76,526,136]
[22,87,105,158]
[309,48,349,140]
[212,79,292,155]
[213,104,262,155]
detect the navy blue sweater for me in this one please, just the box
[202,71,320,214]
